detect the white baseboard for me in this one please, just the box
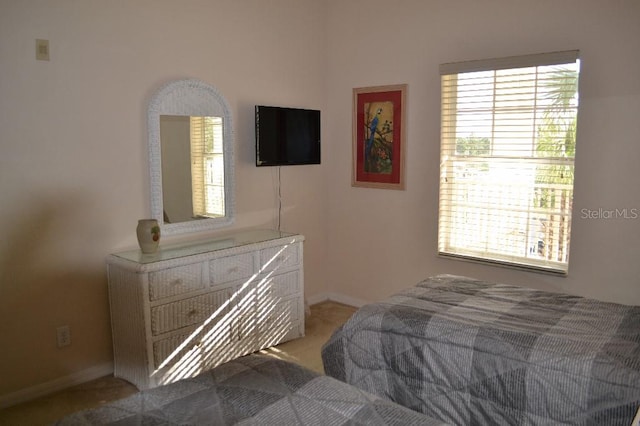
[0,362,114,410]
[306,292,368,308]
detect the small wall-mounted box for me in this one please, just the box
[36,39,50,61]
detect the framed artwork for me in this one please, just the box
[352,84,406,190]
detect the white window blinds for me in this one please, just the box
[438,50,580,274]
[190,116,225,218]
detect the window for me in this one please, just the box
[438,51,580,274]
[190,116,225,218]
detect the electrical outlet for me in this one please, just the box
[56,325,71,347]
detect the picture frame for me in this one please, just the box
[352,84,406,190]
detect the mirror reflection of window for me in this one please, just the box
[160,115,225,223]
[190,116,225,218]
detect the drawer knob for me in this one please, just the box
[187,309,198,317]
[171,279,183,286]
[228,266,238,273]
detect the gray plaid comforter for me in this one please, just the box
[321,274,640,425]
[53,354,448,425]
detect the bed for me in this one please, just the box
[322,274,640,425]
[53,354,448,425]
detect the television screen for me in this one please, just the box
[255,105,321,166]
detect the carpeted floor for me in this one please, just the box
[0,301,357,426]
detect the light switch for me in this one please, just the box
[36,39,50,61]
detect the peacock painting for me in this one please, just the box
[363,101,394,174]
[353,84,406,190]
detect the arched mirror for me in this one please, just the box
[148,79,235,236]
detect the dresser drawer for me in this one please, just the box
[153,332,197,370]
[148,263,204,301]
[151,288,232,335]
[277,297,300,322]
[260,243,299,273]
[153,325,233,371]
[257,296,300,327]
[261,270,300,299]
[209,253,255,285]
[257,298,301,341]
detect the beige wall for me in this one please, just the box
[0,0,328,399]
[324,0,640,305]
[1,0,639,404]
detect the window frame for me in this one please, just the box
[438,50,580,275]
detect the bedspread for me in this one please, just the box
[321,274,640,425]
[53,354,447,425]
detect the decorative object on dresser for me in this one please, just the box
[107,229,305,390]
[135,219,161,254]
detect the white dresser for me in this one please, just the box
[106,229,305,390]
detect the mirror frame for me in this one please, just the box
[148,79,235,236]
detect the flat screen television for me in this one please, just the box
[255,105,321,166]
